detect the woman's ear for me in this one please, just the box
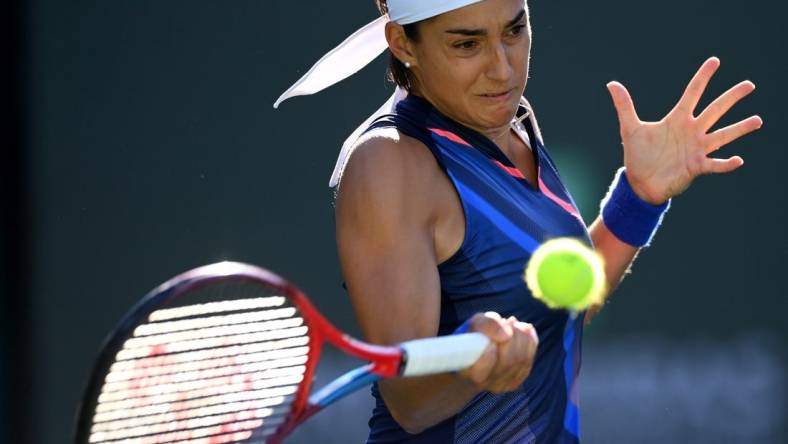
[385,22,418,68]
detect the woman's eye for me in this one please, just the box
[509,25,527,37]
[454,41,478,50]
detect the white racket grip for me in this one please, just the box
[399,332,490,377]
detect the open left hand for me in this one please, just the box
[606,57,763,205]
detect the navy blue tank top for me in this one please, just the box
[360,94,590,443]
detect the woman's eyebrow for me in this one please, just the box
[445,9,526,36]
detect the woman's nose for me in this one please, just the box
[486,42,514,82]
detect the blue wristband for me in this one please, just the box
[600,167,671,247]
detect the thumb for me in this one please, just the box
[469,312,513,344]
[606,81,640,135]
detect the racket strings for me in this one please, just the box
[99,335,308,404]
[106,337,310,378]
[95,343,310,413]
[87,287,311,444]
[103,345,310,386]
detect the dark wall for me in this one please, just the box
[9,0,785,442]
[2,0,31,442]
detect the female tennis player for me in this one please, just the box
[275,0,761,442]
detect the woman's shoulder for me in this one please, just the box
[336,126,442,194]
[334,123,463,265]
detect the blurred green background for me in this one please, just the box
[2,0,785,442]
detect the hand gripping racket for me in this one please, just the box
[74,262,489,444]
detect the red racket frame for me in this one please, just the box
[245,264,403,442]
[73,262,404,444]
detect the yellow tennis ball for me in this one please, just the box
[524,238,606,312]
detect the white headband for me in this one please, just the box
[389,0,484,25]
[273,0,484,187]
[272,0,484,109]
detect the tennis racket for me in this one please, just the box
[74,262,489,444]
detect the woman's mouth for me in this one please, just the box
[479,89,514,103]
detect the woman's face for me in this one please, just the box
[408,0,531,134]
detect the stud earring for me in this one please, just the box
[405,61,412,69]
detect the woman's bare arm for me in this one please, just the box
[335,131,537,434]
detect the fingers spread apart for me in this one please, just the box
[697,81,756,130]
[675,57,721,115]
[702,156,745,175]
[606,81,641,135]
[706,115,763,154]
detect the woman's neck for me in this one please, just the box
[409,89,514,153]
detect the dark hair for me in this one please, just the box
[375,0,421,91]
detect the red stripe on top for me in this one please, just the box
[430,125,582,223]
[539,177,582,220]
[493,160,526,179]
[429,128,472,147]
